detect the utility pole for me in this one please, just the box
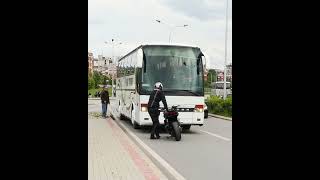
[223,0,229,100]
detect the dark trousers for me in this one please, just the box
[150,114,160,137]
[101,101,108,117]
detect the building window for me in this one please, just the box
[129,78,133,86]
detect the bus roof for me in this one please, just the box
[118,43,201,62]
[142,43,200,49]
[214,81,231,84]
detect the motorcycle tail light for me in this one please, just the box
[170,112,177,116]
[195,104,204,112]
[141,103,148,112]
[166,111,177,116]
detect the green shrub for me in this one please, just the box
[206,95,232,117]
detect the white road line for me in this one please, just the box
[199,130,231,141]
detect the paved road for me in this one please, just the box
[89,99,232,180]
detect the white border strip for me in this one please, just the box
[199,130,231,141]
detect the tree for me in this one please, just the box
[88,71,92,77]
[207,69,217,86]
[102,76,107,85]
[90,71,112,88]
[102,75,112,85]
[93,71,104,88]
[88,77,95,89]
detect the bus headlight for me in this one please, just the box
[194,104,204,112]
[141,103,148,112]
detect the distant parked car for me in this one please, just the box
[204,103,208,119]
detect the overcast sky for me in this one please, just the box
[88,0,232,69]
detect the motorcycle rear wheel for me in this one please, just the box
[172,121,181,141]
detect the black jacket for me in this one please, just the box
[100,90,110,104]
[148,89,168,110]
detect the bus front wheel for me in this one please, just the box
[133,121,139,129]
[120,114,125,120]
[131,108,139,129]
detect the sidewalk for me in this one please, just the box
[88,97,116,100]
[88,114,168,180]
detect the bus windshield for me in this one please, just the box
[139,46,204,96]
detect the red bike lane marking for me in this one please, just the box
[107,119,159,180]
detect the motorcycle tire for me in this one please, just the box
[172,121,181,141]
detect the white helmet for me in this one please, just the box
[154,82,163,90]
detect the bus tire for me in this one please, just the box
[172,121,181,141]
[133,121,139,129]
[131,108,139,129]
[120,114,125,120]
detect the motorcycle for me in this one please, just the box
[160,105,182,141]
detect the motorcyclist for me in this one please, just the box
[148,82,168,139]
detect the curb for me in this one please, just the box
[208,113,232,121]
[109,109,186,180]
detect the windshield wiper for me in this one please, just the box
[164,89,201,96]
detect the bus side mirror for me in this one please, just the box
[136,48,146,73]
[200,50,208,71]
[143,53,146,73]
[202,55,207,70]
[197,58,200,75]
[137,82,142,91]
[136,49,143,68]
[197,53,204,75]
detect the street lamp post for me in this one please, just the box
[155,19,188,43]
[105,40,122,64]
[105,40,122,97]
[223,0,229,100]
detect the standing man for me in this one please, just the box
[148,82,168,139]
[100,85,110,118]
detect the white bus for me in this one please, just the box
[116,44,207,129]
[212,81,232,97]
